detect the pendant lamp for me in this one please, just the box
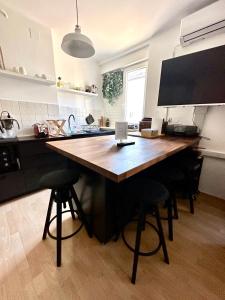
[61,0,95,58]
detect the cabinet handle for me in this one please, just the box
[16,158,21,170]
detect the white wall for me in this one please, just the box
[100,45,149,74]
[0,2,104,127]
[0,1,57,103]
[144,23,225,199]
[52,29,104,125]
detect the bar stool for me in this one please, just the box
[178,155,203,214]
[40,169,92,267]
[122,179,170,284]
[154,165,185,219]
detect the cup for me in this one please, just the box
[19,66,27,75]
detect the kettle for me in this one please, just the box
[0,111,20,138]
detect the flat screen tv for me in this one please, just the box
[158,44,225,106]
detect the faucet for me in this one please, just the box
[68,114,75,133]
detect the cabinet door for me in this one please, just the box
[0,171,25,203]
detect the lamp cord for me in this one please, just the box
[76,0,79,26]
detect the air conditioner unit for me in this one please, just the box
[180,0,225,46]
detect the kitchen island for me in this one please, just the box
[47,135,200,242]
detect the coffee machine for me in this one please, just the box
[0,111,20,139]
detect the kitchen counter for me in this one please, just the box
[0,129,115,204]
[0,129,115,144]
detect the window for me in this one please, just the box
[125,67,147,124]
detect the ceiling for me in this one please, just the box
[2,0,216,61]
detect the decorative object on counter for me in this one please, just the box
[98,116,104,127]
[105,118,110,127]
[128,131,165,139]
[141,128,159,138]
[0,46,5,70]
[12,66,19,73]
[115,121,135,147]
[85,113,95,125]
[68,114,76,133]
[73,86,81,91]
[34,73,47,80]
[91,84,98,94]
[61,0,95,58]
[57,76,62,87]
[128,123,138,130]
[161,119,168,134]
[115,121,128,141]
[18,66,27,75]
[151,117,163,134]
[85,85,91,93]
[46,119,66,136]
[41,74,47,79]
[102,69,123,105]
[0,111,20,139]
[33,123,49,138]
[139,117,152,132]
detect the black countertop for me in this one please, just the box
[0,130,115,144]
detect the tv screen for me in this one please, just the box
[158,44,225,106]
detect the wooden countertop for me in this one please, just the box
[47,135,200,183]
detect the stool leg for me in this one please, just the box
[42,190,54,240]
[155,206,169,264]
[68,197,76,220]
[131,210,144,284]
[167,198,173,241]
[70,187,92,238]
[189,193,195,214]
[56,199,62,267]
[172,190,179,219]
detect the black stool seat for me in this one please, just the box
[179,157,201,173]
[157,166,185,184]
[130,178,169,208]
[40,169,80,189]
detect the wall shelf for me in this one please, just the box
[0,69,56,86]
[57,87,98,97]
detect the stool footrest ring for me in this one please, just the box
[122,220,161,257]
[47,209,83,240]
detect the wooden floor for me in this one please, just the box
[0,191,225,300]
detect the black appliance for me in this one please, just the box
[165,124,198,136]
[0,145,20,173]
[158,44,225,106]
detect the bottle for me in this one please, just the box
[105,118,110,127]
[57,77,62,88]
[161,118,168,134]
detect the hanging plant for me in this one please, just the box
[102,69,123,105]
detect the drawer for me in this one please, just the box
[20,152,68,170]
[18,141,52,157]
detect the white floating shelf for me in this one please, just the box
[57,87,98,97]
[0,69,56,85]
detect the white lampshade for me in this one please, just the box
[61,26,95,58]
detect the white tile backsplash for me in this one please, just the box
[0,98,103,136]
